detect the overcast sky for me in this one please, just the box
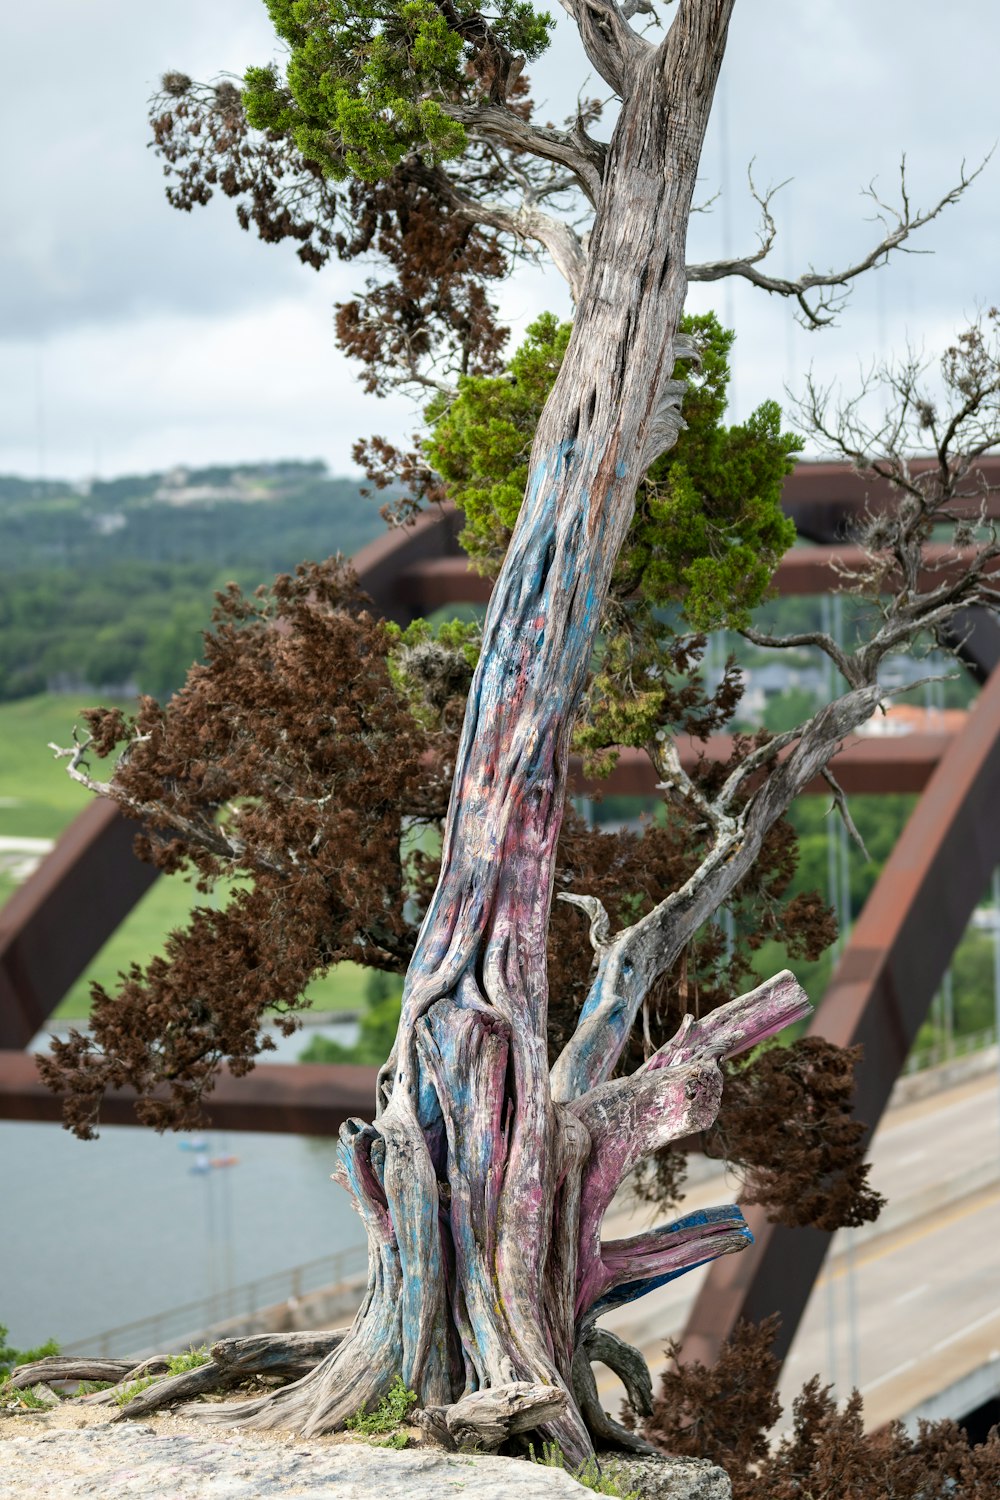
[2,1,997,480]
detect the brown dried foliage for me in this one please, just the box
[334,160,509,398]
[644,1319,1000,1500]
[38,560,451,1138]
[150,78,509,406]
[151,76,341,270]
[706,1039,886,1231]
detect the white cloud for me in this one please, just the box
[1,0,997,478]
[0,283,415,478]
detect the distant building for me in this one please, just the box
[857,703,969,737]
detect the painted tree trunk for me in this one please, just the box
[193,1,815,1463]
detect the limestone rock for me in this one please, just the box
[0,1423,594,1499]
[0,1416,735,1499]
[599,1450,732,1500]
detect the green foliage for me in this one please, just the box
[423,313,572,563]
[344,1374,417,1433]
[244,0,551,182]
[299,968,404,1064]
[166,1346,211,1375]
[74,1380,114,1395]
[0,1323,59,1377]
[425,311,800,632]
[420,310,799,772]
[386,615,481,672]
[529,1440,640,1498]
[385,615,482,728]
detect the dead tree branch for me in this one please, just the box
[686,155,991,328]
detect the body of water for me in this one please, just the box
[0,1017,368,1353]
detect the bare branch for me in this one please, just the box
[445,103,606,205]
[821,767,871,862]
[48,735,286,877]
[687,155,992,328]
[557,891,612,951]
[713,726,805,810]
[550,682,883,1102]
[49,732,115,800]
[650,733,738,838]
[740,624,858,685]
[441,180,589,300]
[569,0,653,97]
[796,311,1000,512]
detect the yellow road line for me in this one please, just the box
[825,1182,1000,1281]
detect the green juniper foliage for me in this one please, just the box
[243,0,553,182]
[420,310,799,772]
[385,616,482,729]
[425,310,800,630]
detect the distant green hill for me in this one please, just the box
[0,462,391,703]
[0,461,385,573]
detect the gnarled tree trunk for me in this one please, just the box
[193,1,810,1464]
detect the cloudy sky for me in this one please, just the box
[2,0,997,481]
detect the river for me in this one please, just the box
[0,1018,368,1354]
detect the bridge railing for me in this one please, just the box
[60,1242,368,1358]
[903,1024,997,1076]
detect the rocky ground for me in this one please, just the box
[0,1399,730,1499]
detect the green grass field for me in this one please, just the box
[0,694,373,1022]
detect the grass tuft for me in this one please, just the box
[0,1376,55,1410]
[114,1375,158,1407]
[166,1345,211,1375]
[529,1440,640,1498]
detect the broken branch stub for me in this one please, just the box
[416,1381,569,1454]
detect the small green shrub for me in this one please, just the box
[74,1380,114,1396]
[0,1322,59,1376]
[344,1375,417,1435]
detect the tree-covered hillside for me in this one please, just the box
[0,462,386,701]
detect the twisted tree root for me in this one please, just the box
[7,1330,347,1420]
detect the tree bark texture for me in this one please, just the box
[187,2,814,1463]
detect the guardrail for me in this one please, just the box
[61,1242,368,1358]
[903,1025,997,1076]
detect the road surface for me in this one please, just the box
[595,1067,1000,1430]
